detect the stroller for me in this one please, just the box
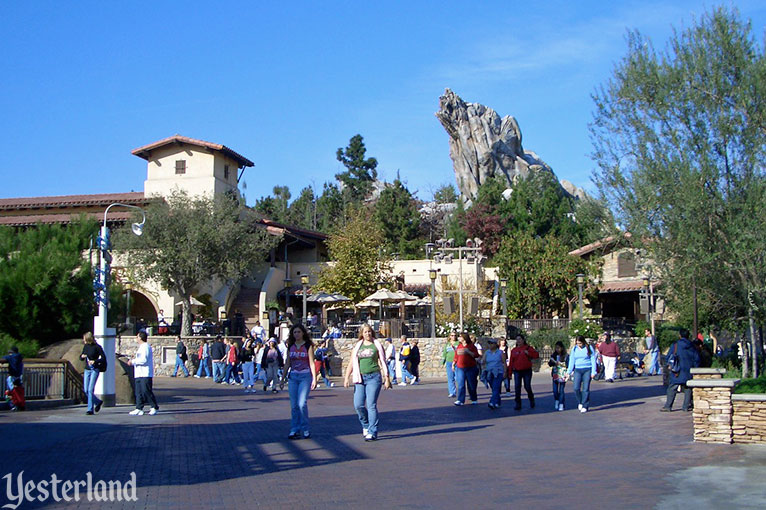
[5,378,25,411]
[625,352,645,378]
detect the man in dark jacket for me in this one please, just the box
[210,336,227,383]
[661,329,700,412]
[171,336,190,377]
[409,339,421,384]
[4,346,23,389]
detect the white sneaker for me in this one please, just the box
[578,404,583,411]
[559,404,565,411]
[398,382,407,386]
[129,409,144,416]
[193,375,200,378]
[362,428,368,437]
[410,379,417,385]
[148,408,158,415]
[580,407,587,413]
[329,382,335,387]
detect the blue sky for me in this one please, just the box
[2,1,765,205]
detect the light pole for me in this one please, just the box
[283,278,292,314]
[94,203,145,407]
[429,269,437,339]
[576,273,585,319]
[500,278,508,334]
[125,281,133,333]
[377,281,385,321]
[301,275,309,326]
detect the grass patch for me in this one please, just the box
[734,374,766,394]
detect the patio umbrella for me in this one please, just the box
[362,288,417,302]
[175,296,205,307]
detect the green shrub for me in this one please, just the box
[734,374,766,394]
[634,320,650,336]
[711,357,741,379]
[0,334,39,358]
[527,328,570,351]
[568,319,603,340]
[657,324,682,352]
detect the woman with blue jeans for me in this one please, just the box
[481,338,507,409]
[79,332,105,415]
[344,324,391,441]
[567,335,597,413]
[282,324,317,439]
[548,341,569,411]
[452,332,480,406]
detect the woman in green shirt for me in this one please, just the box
[344,324,391,441]
[442,331,458,398]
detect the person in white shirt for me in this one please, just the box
[127,330,159,415]
[251,321,265,341]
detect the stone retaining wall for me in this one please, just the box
[732,395,766,444]
[687,368,765,444]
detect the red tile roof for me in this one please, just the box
[599,280,644,293]
[131,135,254,168]
[0,192,146,211]
[0,211,135,227]
[569,232,632,257]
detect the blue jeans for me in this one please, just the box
[196,357,211,377]
[242,362,255,387]
[513,369,534,408]
[213,362,226,383]
[173,355,189,376]
[572,368,593,408]
[83,368,102,413]
[400,362,414,383]
[387,360,397,383]
[647,350,661,375]
[455,365,478,403]
[552,380,566,407]
[288,371,312,434]
[487,371,503,406]
[445,362,456,396]
[354,371,383,437]
[225,363,241,384]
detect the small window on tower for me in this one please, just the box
[224,165,230,180]
[175,160,186,175]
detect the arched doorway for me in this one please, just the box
[125,289,158,325]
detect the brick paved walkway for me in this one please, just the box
[1,374,764,509]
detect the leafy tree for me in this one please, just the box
[316,182,344,233]
[589,7,766,344]
[336,134,378,203]
[287,186,316,230]
[461,203,505,257]
[116,191,277,335]
[0,219,97,345]
[494,232,597,319]
[254,185,292,223]
[316,209,390,303]
[500,172,584,248]
[445,199,467,246]
[433,183,457,204]
[374,179,424,258]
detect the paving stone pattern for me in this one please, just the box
[0,376,764,509]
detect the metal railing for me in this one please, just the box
[0,359,85,402]
[507,319,571,332]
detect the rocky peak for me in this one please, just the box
[435,89,572,201]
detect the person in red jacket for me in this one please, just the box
[509,334,539,410]
[452,332,481,406]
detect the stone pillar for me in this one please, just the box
[732,394,766,444]
[687,371,739,444]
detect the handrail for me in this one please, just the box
[0,358,85,402]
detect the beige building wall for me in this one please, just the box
[143,146,241,199]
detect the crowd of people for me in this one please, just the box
[40,320,710,441]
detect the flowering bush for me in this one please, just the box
[567,318,603,340]
[436,317,486,337]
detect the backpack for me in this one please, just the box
[94,344,108,373]
[401,344,410,357]
[667,342,680,374]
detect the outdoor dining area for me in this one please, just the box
[285,286,434,339]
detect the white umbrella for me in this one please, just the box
[175,296,205,307]
[362,288,417,302]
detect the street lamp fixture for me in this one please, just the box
[93,203,146,408]
[576,273,585,319]
[499,278,508,323]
